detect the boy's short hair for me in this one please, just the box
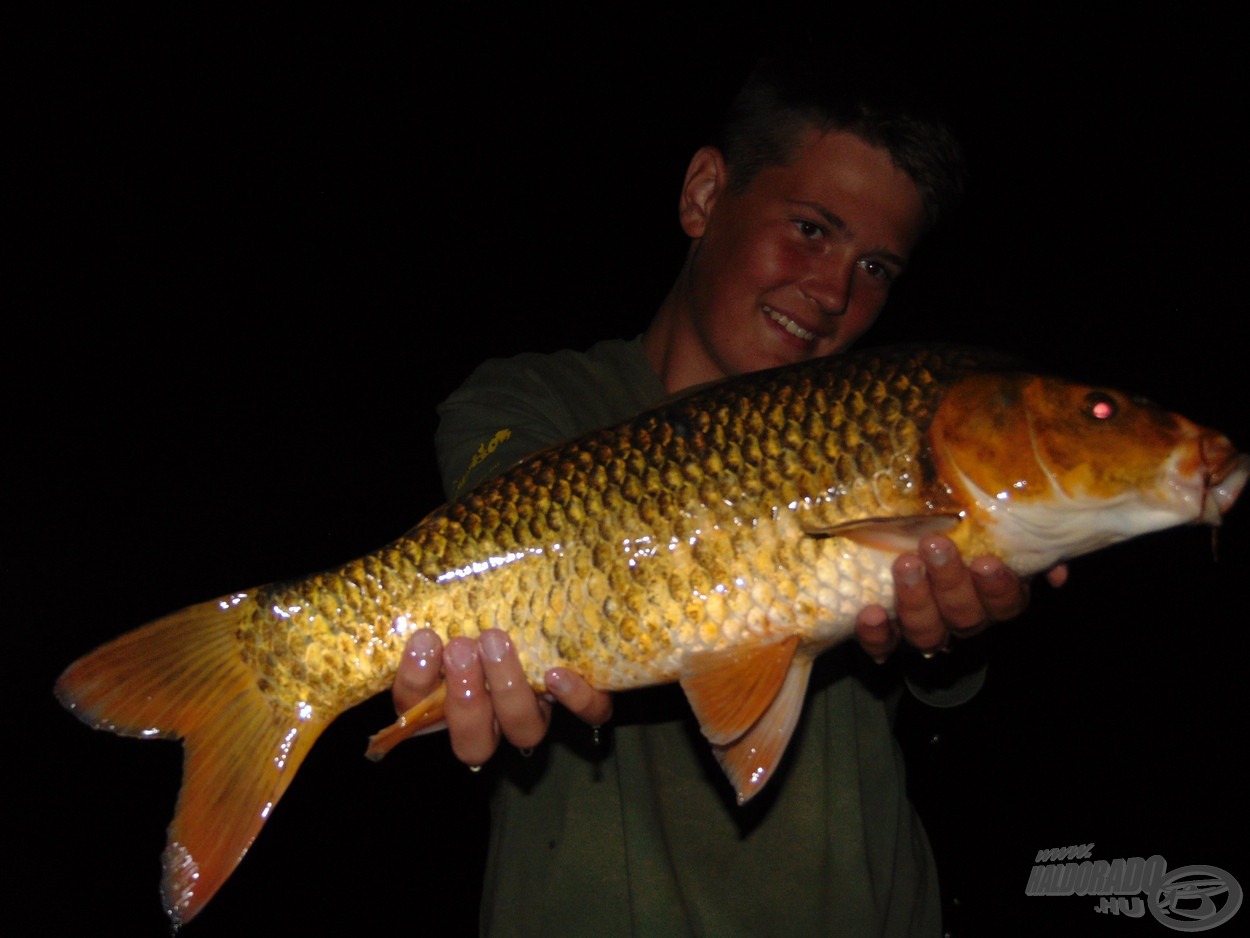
[714,53,966,232]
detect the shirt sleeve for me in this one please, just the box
[434,356,581,500]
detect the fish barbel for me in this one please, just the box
[55,344,1248,925]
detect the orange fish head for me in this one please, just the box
[929,371,1249,573]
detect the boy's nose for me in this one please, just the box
[801,252,855,316]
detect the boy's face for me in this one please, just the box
[677,128,927,385]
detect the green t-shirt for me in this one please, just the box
[435,336,962,937]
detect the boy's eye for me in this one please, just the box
[856,259,893,283]
[794,219,825,239]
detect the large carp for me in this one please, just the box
[55,344,1248,926]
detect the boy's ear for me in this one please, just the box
[679,146,728,238]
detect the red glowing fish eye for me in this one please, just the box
[1085,392,1117,420]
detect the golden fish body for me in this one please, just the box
[245,345,953,713]
[55,344,1248,925]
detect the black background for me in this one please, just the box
[11,8,1247,936]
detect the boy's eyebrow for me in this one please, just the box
[789,199,850,234]
[787,199,909,268]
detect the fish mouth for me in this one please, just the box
[764,305,822,344]
[1204,436,1250,522]
[1167,432,1247,526]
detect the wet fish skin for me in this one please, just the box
[54,343,1247,925]
[240,345,969,713]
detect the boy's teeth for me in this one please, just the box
[766,306,816,341]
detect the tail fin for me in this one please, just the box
[54,594,332,927]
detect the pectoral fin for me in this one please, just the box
[713,653,815,804]
[365,683,447,760]
[801,514,961,552]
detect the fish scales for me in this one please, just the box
[235,346,967,716]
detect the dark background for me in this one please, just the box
[11,8,1247,936]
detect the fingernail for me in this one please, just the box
[897,555,925,586]
[971,556,1006,581]
[480,630,511,665]
[404,630,440,671]
[444,640,478,701]
[545,668,571,694]
[444,639,477,673]
[860,606,889,632]
[923,538,951,567]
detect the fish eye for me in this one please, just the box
[1084,391,1118,421]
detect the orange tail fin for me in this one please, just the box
[54,594,332,927]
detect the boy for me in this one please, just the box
[394,56,1053,934]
